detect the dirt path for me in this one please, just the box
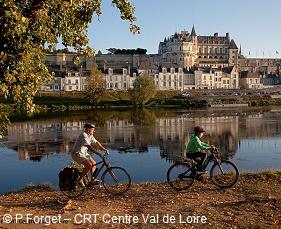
[0,172,280,229]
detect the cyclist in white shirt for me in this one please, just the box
[71,123,109,185]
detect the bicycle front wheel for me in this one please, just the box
[167,162,195,191]
[210,160,239,188]
[102,167,131,195]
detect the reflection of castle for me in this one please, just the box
[158,115,240,161]
[5,109,281,162]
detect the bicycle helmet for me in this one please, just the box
[84,123,96,129]
[194,126,205,133]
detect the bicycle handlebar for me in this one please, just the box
[94,151,108,159]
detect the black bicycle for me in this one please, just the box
[60,152,131,198]
[167,147,239,191]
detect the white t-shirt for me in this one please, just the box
[71,132,97,157]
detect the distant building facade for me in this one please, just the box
[239,71,263,89]
[158,26,239,68]
[103,68,137,90]
[152,66,239,90]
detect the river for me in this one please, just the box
[0,107,281,194]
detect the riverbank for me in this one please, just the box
[0,171,280,228]
[2,90,281,114]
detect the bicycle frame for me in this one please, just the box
[202,149,225,174]
[85,152,118,183]
[182,148,221,176]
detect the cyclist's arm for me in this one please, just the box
[195,137,211,150]
[95,140,109,155]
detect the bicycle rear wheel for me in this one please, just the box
[210,160,239,188]
[167,162,195,191]
[59,178,86,198]
[102,167,131,195]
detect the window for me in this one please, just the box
[69,86,72,90]
[68,80,71,84]
[75,79,79,84]
[75,72,79,77]
[76,86,79,90]
[109,69,113,75]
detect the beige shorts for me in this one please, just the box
[71,152,89,165]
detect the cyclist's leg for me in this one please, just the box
[187,152,206,169]
[195,152,207,170]
[72,152,91,181]
[80,160,92,181]
[88,156,97,178]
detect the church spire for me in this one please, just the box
[239,44,242,55]
[191,25,197,36]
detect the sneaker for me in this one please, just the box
[89,179,101,186]
[196,169,207,174]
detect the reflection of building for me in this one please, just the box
[6,109,281,163]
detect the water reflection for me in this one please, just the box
[3,108,281,163]
[1,107,281,194]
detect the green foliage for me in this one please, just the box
[129,74,156,107]
[0,0,139,114]
[0,104,11,136]
[84,64,106,104]
[112,48,147,54]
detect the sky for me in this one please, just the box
[87,0,281,58]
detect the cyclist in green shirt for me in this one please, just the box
[186,126,214,172]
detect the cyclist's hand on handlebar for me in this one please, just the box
[103,149,109,155]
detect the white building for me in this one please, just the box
[104,68,137,90]
[61,71,87,91]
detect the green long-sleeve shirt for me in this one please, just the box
[187,134,211,154]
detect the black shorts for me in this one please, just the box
[186,152,206,164]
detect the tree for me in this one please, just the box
[84,64,106,104]
[0,111,10,137]
[0,0,139,114]
[129,74,156,107]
